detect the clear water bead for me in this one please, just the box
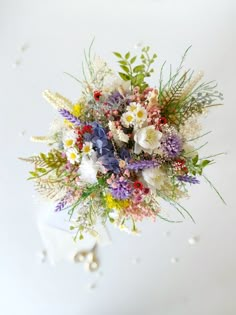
[170,257,179,264]
[188,236,200,245]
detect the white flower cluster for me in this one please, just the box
[63,130,79,164]
[108,121,129,145]
[121,102,147,129]
[179,116,202,140]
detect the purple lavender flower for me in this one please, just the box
[126,160,160,171]
[110,179,132,200]
[58,109,81,125]
[55,196,68,212]
[177,175,200,184]
[161,133,183,159]
[107,91,124,106]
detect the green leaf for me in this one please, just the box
[120,65,130,73]
[70,226,75,230]
[192,155,199,165]
[118,72,130,81]
[36,167,47,173]
[142,46,150,52]
[130,56,137,64]
[40,153,46,160]
[135,73,145,82]
[201,159,211,168]
[109,217,115,223]
[113,52,122,58]
[133,65,145,73]
[125,52,130,59]
[29,171,38,178]
[118,60,127,65]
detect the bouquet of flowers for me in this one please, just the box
[22,44,224,239]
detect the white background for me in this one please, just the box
[0,0,236,314]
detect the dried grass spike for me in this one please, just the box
[42,90,73,111]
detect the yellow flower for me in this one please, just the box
[64,103,84,127]
[64,119,73,127]
[105,194,130,210]
[72,103,84,117]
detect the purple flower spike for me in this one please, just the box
[58,109,81,125]
[161,133,182,159]
[126,160,160,171]
[110,179,132,200]
[55,196,68,212]
[177,175,200,184]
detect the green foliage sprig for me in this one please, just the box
[187,154,211,176]
[113,46,157,92]
[20,149,67,179]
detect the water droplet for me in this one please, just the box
[19,130,26,136]
[163,231,171,237]
[87,282,96,290]
[134,41,144,49]
[170,257,179,264]
[12,59,22,68]
[96,270,103,277]
[20,43,30,53]
[188,236,200,245]
[131,257,141,264]
[36,249,47,263]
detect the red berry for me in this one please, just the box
[93,90,102,101]
[133,181,144,190]
[159,117,167,125]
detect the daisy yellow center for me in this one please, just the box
[83,146,91,153]
[126,115,133,122]
[70,152,77,160]
[137,110,144,118]
[65,139,74,147]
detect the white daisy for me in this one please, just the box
[63,130,77,149]
[82,142,93,155]
[135,104,147,126]
[121,112,135,128]
[66,148,80,164]
[127,102,139,112]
